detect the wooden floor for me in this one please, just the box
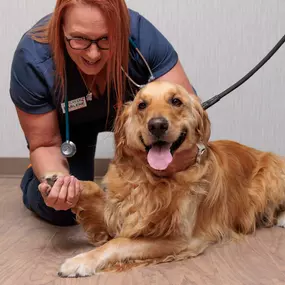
[1,177,285,285]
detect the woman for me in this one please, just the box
[10,0,197,226]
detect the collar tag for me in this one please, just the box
[196,143,206,164]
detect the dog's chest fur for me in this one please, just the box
[103,168,198,240]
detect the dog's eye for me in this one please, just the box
[138,102,147,110]
[171,98,183,107]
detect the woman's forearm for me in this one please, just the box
[30,146,70,181]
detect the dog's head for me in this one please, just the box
[114,81,211,172]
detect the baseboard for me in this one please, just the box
[0,157,111,178]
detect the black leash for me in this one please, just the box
[201,34,285,110]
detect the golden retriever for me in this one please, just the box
[46,81,285,277]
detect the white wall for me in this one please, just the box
[0,1,56,157]
[1,0,285,159]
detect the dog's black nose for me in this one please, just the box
[148,117,169,137]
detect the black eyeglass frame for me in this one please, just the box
[65,36,110,50]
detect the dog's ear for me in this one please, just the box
[176,85,211,145]
[193,100,211,145]
[113,102,132,159]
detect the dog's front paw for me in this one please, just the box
[58,253,96,278]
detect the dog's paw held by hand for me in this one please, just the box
[40,172,65,187]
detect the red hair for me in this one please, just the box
[30,0,130,114]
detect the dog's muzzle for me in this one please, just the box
[140,127,187,171]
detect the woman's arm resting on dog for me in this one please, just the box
[15,107,81,210]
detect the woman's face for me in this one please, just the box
[63,3,110,76]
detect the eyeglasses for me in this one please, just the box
[65,36,109,50]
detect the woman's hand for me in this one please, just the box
[38,175,82,211]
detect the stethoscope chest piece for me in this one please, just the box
[61,140,77,158]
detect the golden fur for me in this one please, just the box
[51,81,285,277]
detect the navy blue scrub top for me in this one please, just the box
[9,9,179,147]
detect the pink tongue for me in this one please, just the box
[147,144,173,170]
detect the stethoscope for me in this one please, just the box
[61,34,285,158]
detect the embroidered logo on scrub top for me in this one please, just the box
[61,97,87,113]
